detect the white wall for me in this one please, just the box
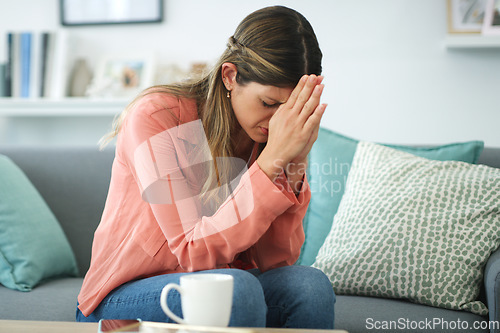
[1,0,499,147]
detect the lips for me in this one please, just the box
[260,127,269,135]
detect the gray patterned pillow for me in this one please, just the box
[313,141,500,315]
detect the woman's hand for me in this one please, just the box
[257,74,327,182]
[289,77,326,165]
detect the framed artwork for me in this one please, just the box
[447,0,487,33]
[86,55,155,98]
[60,0,163,26]
[482,0,500,34]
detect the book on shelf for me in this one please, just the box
[0,63,5,97]
[20,32,31,98]
[11,32,21,98]
[40,32,50,97]
[4,32,13,97]
[3,31,71,99]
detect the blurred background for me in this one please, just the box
[0,0,499,147]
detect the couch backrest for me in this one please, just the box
[478,147,500,169]
[0,145,499,277]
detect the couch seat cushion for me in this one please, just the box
[0,277,83,321]
[335,295,488,333]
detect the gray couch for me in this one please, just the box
[0,145,499,333]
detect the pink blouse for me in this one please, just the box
[77,92,310,317]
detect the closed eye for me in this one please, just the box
[262,101,278,108]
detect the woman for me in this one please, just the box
[77,5,335,328]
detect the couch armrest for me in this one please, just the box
[485,246,500,333]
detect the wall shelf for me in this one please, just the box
[0,98,129,117]
[444,34,500,49]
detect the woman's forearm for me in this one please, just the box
[285,159,308,195]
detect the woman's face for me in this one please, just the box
[230,81,293,144]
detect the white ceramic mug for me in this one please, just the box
[160,273,234,327]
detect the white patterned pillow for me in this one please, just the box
[313,141,500,315]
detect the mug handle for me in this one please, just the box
[160,283,187,325]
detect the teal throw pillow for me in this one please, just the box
[297,128,484,266]
[313,142,500,315]
[0,155,78,291]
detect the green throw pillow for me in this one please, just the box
[313,142,500,315]
[0,155,78,291]
[297,128,484,266]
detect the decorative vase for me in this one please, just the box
[68,59,92,97]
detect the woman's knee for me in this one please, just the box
[253,265,335,328]
[219,269,266,327]
[289,266,335,304]
[260,265,335,308]
[294,266,334,292]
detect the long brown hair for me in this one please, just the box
[99,5,322,206]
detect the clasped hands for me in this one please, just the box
[257,74,326,193]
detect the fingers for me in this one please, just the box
[298,83,324,124]
[294,75,320,111]
[285,75,309,109]
[291,103,326,163]
[303,103,327,136]
[280,74,325,143]
[285,75,323,109]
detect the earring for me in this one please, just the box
[226,91,231,98]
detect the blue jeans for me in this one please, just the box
[76,265,335,328]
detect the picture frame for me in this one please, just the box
[482,0,500,34]
[60,0,163,26]
[447,0,487,33]
[86,55,156,98]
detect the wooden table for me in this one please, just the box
[0,320,97,333]
[0,320,348,333]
